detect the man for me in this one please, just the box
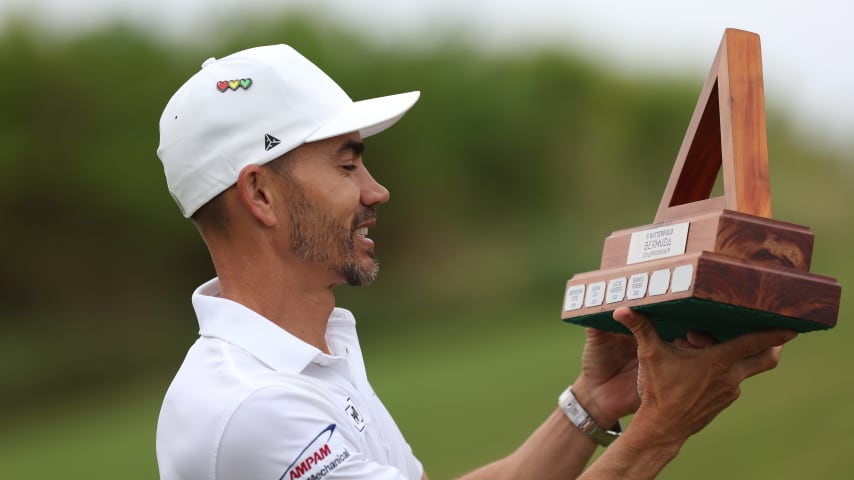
[155,44,796,479]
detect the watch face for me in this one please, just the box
[560,390,588,425]
[566,401,586,423]
[560,387,621,447]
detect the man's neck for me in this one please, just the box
[216,256,339,355]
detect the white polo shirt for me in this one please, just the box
[156,278,423,480]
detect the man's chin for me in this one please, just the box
[335,259,379,287]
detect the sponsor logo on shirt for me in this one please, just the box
[280,424,350,480]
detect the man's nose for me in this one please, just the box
[361,168,390,206]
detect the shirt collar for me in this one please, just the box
[191,278,354,373]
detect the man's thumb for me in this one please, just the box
[613,307,659,347]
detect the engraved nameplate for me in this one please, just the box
[627,222,690,265]
[585,281,606,307]
[606,277,627,304]
[564,284,586,311]
[627,273,649,300]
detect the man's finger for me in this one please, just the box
[733,345,785,380]
[686,331,717,348]
[714,329,797,365]
[612,307,662,350]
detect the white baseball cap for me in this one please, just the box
[157,44,420,217]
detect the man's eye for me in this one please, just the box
[342,164,358,172]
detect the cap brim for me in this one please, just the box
[306,91,420,142]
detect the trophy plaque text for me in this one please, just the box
[561,29,841,341]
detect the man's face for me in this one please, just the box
[274,133,390,286]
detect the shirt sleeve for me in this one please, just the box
[216,384,414,480]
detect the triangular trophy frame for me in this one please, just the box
[560,29,840,341]
[655,28,771,223]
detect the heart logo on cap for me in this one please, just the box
[216,78,253,92]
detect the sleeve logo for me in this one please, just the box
[280,424,351,480]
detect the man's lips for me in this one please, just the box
[353,218,376,247]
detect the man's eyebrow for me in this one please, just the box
[337,140,365,157]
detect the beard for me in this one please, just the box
[286,182,379,287]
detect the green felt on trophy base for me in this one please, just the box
[563,298,831,342]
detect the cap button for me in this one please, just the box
[201,57,217,68]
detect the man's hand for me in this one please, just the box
[612,307,797,444]
[577,308,797,480]
[572,326,641,427]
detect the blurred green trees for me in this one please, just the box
[1,14,852,478]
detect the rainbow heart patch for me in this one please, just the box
[216,78,253,92]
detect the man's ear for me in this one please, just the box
[235,164,279,227]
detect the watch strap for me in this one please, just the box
[558,385,622,447]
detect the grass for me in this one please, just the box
[0,378,162,478]
[1,303,852,479]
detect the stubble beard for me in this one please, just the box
[287,183,380,287]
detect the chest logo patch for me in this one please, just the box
[344,397,367,432]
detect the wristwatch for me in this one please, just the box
[558,385,622,447]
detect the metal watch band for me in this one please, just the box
[558,385,622,447]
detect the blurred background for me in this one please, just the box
[0,1,851,478]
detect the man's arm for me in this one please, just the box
[454,315,643,480]
[450,307,795,480]
[453,406,601,479]
[579,307,794,478]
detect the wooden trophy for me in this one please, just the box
[561,29,841,341]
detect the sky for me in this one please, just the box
[1,0,852,151]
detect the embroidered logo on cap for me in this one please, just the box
[216,78,253,92]
[265,134,281,151]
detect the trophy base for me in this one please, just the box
[563,298,834,342]
[561,251,840,341]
